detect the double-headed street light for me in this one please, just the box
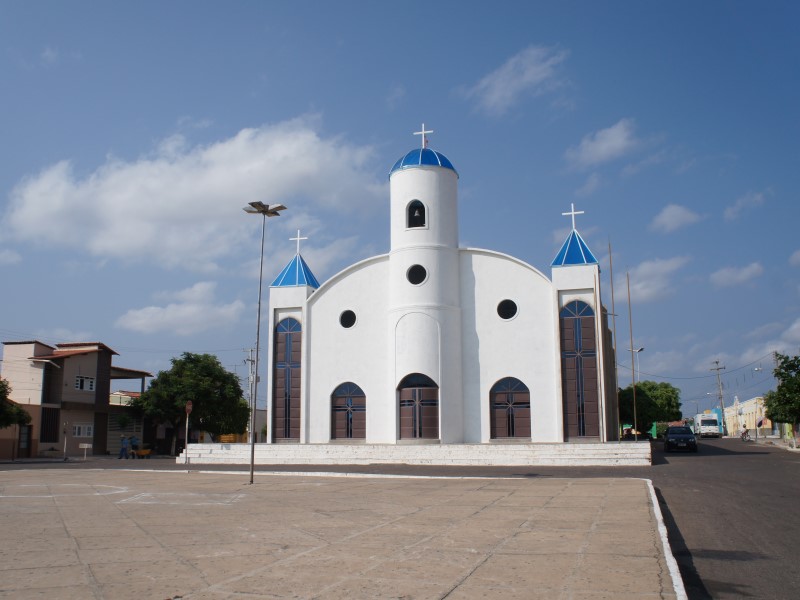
[627,347,645,383]
[243,201,286,485]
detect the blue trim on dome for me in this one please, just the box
[270,254,321,288]
[389,148,458,177]
[551,230,599,267]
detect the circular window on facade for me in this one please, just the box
[497,299,518,320]
[406,264,427,285]
[339,310,357,328]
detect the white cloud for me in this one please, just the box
[116,281,244,336]
[709,262,763,287]
[0,249,21,265]
[386,84,406,111]
[745,322,784,340]
[789,250,800,266]
[724,191,765,221]
[621,151,665,177]
[738,318,800,365]
[32,327,95,344]
[575,173,601,197]
[650,204,702,233]
[41,46,58,66]
[624,256,691,303]
[463,46,568,116]
[564,118,638,168]
[3,116,386,272]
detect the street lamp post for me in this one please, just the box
[627,347,645,383]
[243,201,286,485]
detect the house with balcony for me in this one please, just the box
[0,341,151,459]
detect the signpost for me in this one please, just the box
[185,400,193,465]
[79,443,92,461]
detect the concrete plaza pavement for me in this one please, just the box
[0,468,685,599]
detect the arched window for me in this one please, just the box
[397,373,438,439]
[331,382,366,440]
[490,377,531,439]
[559,301,599,439]
[273,318,301,441]
[407,200,426,228]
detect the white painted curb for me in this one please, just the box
[644,478,688,600]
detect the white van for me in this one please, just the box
[693,414,722,438]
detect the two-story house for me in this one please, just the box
[0,341,151,459]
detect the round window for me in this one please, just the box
[406,264,427,285]
[497,299,518,320]
[339,310,356,328]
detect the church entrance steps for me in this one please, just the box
[178,441,651,467]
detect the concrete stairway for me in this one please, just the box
[178,441,651,467]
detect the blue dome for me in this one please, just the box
[389,148,458,177]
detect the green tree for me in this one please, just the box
[637,380,683,422]
[131,353,250,455]
[618,385,661,436]
[0,377,32,429]
[764,353,800,436]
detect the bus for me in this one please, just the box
[693,413,722,438]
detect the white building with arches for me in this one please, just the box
[265,131,618,447]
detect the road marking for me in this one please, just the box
[116,492,245,506]
[0,484,129,498]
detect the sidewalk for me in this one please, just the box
[0,468,684,599]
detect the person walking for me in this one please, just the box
[118,434,129,459]
[129,435,139,459]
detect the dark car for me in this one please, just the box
[664,426,698,453]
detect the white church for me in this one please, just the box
[261,127,620,449]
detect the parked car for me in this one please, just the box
[664,426,698,453]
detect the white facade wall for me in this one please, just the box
[305,257,390,442]
[1,343,46,405]
[460,250,563,442]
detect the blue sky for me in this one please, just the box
[2,1,798,416]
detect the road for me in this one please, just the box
[3,436,798,599]
[648,436,800,599]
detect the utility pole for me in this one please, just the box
[243,348,256,443]
[608,239,621,441]
[711,360,727,435]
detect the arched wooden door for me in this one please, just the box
[273,318,301,441]
[490,377,531,439]
[559,301,599,439]
[398,373,438,440]
[331,382,366,440]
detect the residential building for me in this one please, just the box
[0,341,150,459]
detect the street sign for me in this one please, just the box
[186,400,193,415]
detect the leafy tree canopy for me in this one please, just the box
[764,353,800,425]
[618,385,662,434]
[0,377,32,429]
[637,380,683,422]
[132,353,250,439]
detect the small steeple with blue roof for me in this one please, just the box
[551,203,599,267]
[271,230,321,288]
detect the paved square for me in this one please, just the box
[0,469,681,599]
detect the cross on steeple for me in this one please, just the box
[290,229,308,255]
[413,123,433,149]
[562,203,585,231]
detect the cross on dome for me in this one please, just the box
[413,123,433,148]
[290,229,308,255]
[562,203,585,231]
